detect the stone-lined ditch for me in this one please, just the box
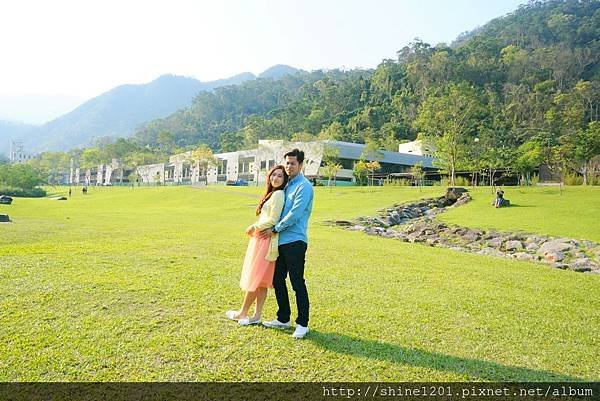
[326,188,600,274]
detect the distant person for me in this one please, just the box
[68,188,72,197]
[82,186,88,195]
[226,165,288,325]
[494,188,505,208]
[260,148,314,339]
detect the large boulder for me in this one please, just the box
[538,240,573,255]
[445,187,469,202]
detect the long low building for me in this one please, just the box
[135,139,436,185]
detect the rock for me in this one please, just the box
[449,246,464,252]
[487,237,504,249]
[425,237,439,246]
[445,187,469,202]
[466,242,482,251]
[571,258,596,269]
[462,232,479,242]
[552,263,568,269]
[0,195,12,205]
[389,211,402,224]
[0,214,10,222]
[525,243,539,252]
[453,193,472,207]
[543,251,566,264]
[407,234,424,243]
[477,247,504,258]
[505,240,523,251]
[571,265,592,272]
[538,241,573,255]
[515,252,534,261]
[525,236,542,244]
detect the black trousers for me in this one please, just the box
[273,241,309,327]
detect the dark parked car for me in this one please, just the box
[0,195,13,205]
[226,179,249,186]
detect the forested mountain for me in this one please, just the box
[132,0,599,184]
[20,72,263,153]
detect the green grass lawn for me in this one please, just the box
[0,185,598,381]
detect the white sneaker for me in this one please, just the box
[292,325,309,339]
[238,317,261,326]
[262,319,291,329]
[225,310,239,321]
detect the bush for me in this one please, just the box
[588,174,600,185]
[454,176,470,186]
[530,174,540,186]
[0,164,45,189]
[0,186,47,197]
[383,178,412,186]
[564,172,583,186]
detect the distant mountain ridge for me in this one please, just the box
[24,73,256,152]
[258,65,301,79]
[5,65,300,154]
[0,120,38,156]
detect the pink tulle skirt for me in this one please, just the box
[239,232,275,292]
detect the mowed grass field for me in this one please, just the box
[0,184,598,381]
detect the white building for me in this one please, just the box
[9,142,34,164]
[397,140,436,157]
[135,139,436,185]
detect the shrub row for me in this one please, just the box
[0,186,47,197]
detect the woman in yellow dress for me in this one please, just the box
[226,165,288,325]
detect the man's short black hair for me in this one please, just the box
[284,148,305,164]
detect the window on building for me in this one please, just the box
[238,157,254,173]
[218,160,227,175]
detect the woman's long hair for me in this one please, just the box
[256,165,289,215]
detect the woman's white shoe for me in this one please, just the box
[238,317,261,326]
[225,310,239,321]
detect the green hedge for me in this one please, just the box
[0,186,47,198]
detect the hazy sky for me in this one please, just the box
[0,0,525,122]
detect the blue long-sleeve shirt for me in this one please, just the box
[274,173,314,245]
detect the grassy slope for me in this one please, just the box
[0,185,598,381]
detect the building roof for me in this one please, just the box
[321,140,435,168]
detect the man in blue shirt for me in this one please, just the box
[260,149,314,339]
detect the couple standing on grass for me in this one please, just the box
[226,148,314,339]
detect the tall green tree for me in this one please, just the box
[414,82,487,186]
[0,164,45,189]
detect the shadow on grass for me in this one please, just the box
[307,330,581,381]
